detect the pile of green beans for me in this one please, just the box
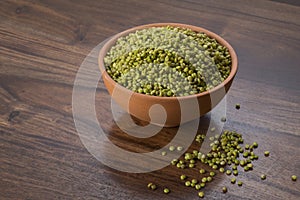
[163,130,261,198]
[145,104,297,197]
[104,26,232,97]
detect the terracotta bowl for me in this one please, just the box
[98,23,238,127]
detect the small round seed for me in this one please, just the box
[192,179,198,184]
[291,175,297,181]
[261,174,266,180]
[247,163,253,169]
[180,175,187,180]
[235,104,240,109]
[226,170,232,175]
[147,183,153,189]
[163,188,170,194]
[231,177,236,184]
[198,191,205,198]
[169,146,175,151]
[177,146,183,151]
[207,176,212,182]
[212,165,218,170]
[185,181,191,187]
[222,186,227,193]
[264,151,270,157]
[240,160,246,166]
[220,161,226,166]
[189,163,195,168]
[150,184,157,190]
[233,170,238,176]
[185,153,193,160]
[171,159,178,165]
[161,151,167,156]
[199,169,206,174]
[237,181,243,186]
[252,142,258,148]
[243,152,249,158]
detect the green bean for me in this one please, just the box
[163,188,170,194]
[222,186,227,193]
[198,191,205,198]
[264,151,270,157]
[237,181,243,186]
[180,175,187,180]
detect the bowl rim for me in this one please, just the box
[98,23,238,100]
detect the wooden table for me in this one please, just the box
[1,0,299,199]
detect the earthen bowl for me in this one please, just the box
[98,23,238,127]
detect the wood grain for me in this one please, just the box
[1,0,300,199]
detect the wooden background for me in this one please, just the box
[1,0,300,199]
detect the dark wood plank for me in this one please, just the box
[1,0,300,199]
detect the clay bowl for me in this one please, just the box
[98,23,238,127]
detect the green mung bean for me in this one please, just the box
[189,163,195,168]
[198,191,205,198]
[233,170,238,176]
[222,186,228,193]
[219,167,225,173]
[163,188,170,194]
[171,159,178,165]
[180,175,187,180]
[237,181,243,186]
[150,184,157,190]
[169,146,175,151]
[185,181,191,187]
[192,179,198,184]
[264,151,270,157]
[177,146,183,151]
[231,177,236,184]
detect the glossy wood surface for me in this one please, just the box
[1,0,299,199]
